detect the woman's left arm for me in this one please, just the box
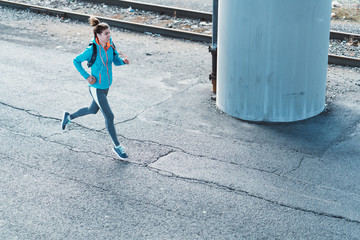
[113,49,128,66]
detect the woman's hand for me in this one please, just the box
[87,76,96,85]
[123,58,130,64]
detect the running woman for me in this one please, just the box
[61,16,129,159]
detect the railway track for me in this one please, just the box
[82,0,212,21]
[0,0,359,68]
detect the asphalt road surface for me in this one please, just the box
[1,7,360,239]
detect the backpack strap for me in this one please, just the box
[111,42,117,58]
[88,42,119,68]
[87,42,97,68]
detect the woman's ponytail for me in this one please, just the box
[89,16,109,38]
[89,16,100,27]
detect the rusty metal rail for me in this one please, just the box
[330,30,360,41]
[0,0,211,43]
[0,0,359,67]
[328,54,360,68]
[328,31,360,67]
[82,0,212,21]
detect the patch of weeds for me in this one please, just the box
[332,5,360,22]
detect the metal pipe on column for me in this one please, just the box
[209,0,218,93]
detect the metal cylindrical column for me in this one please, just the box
[216,0,332,122]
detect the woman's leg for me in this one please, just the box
[89,87,120,147]
[62,89,100,130]
[69,100,99,120]
[70,87,100,120]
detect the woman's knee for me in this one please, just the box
[90,108,99,114]
[88,105,99,114]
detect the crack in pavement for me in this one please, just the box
[284,156,306,175]
[147,165,360,225]
[131,117,321,172]
[0,100,315,176]
[113,81,203,128]
[143,149,177,167]
[3,154,199,220]
[2,123,278,179]
[4,123,360,225]
[2,100,360,224]
[1,126,129,164]
[0,101,59,121]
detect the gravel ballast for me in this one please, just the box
[2,0,360,62]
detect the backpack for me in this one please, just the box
[87,42,118,68]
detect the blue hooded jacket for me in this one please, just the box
[73,37,126,89]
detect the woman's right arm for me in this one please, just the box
[73,45,93,79]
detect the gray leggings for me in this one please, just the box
[70,87,120,146]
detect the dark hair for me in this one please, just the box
[89,16,109,38]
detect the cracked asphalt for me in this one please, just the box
[1,7,360,239]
